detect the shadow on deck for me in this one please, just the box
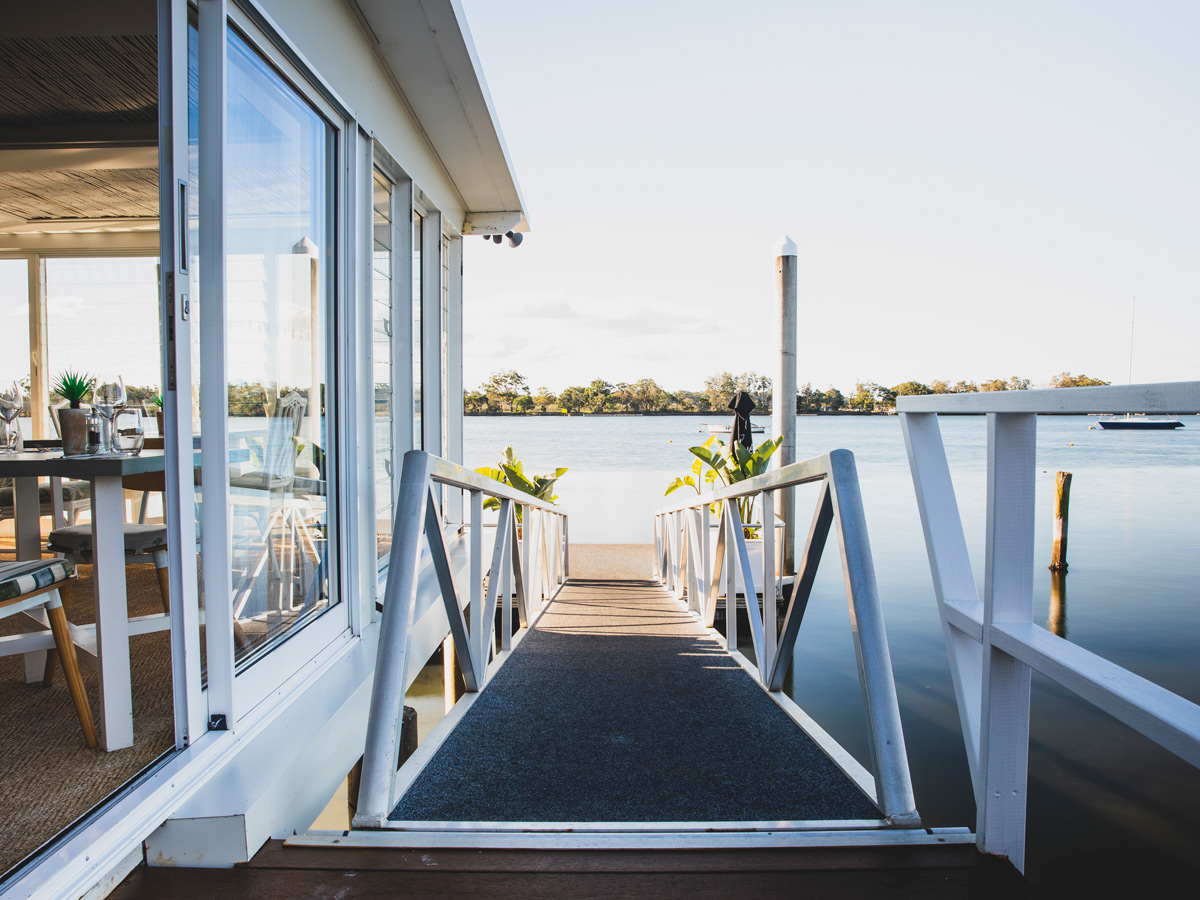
[109,570,1033,898]
[388,578,877,825]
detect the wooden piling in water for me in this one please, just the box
[1050,471,1072,571]
[444,635,465,710]
[1048,571,1067,637]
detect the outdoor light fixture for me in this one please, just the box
[481,230,524,248]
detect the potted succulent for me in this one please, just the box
[153,392,164,435]
[52,370,95,455]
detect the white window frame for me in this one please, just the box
[369,148,417,597]
[197,0,361,726]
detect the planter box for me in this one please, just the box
[708,519,785,602]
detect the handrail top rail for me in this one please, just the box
[405,449,568,515]
[897,380,1200,415]
[653,448,854,517]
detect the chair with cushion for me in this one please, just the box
[47,523,170,613]
[0,558,97,748]
[229,392,318,618]
[1,477,90,530]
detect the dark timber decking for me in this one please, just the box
[390,578,879,824]
[111,840,1036,900]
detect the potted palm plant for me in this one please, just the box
[666,434,784,596]
[52,370,95,455]
[476,446,567,538]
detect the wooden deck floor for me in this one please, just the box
[110,839,1035,899]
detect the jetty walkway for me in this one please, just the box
[113,568,1033,899]
[389,576,878,825]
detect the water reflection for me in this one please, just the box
[1048,570,1068,638]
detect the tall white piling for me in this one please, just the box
[773,235,798,575]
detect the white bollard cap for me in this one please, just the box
[773,234,798,257]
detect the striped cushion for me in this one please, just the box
[0,558,76,606]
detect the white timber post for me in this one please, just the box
[979,412,1036,872]
[772,235,798,575]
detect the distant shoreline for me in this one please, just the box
[464,410,891,418]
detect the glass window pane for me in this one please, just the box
[412,210,423,450]
[224,27,337,669]
[44,258,162,443]
[373,169,395,571]
[0,260,30,433]
[373,176,391,221]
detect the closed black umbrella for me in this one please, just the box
[728,390,756,452]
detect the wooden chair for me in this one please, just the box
[47,524,171,614]
[0,558,97,748]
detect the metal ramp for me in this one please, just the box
[320,449,958,852]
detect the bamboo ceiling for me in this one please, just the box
[0,33,158,228]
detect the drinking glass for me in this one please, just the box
[115,408,145,456]
[0,381,23,453]
[91,378,127,455]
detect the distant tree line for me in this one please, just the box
[464,370,773,415]
[465,370,1110,416]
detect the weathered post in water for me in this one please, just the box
[773,235,798,575]
[1050,471,1072,571]
[1048,570,1068,637]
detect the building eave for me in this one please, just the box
[352,0,529,232]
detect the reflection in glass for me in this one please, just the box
[373,170,395,571]
[412,210,423,449]
[224,27,337,669]
[187,22,206,682]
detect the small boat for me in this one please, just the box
[1096,415,1183,430]
[704,422,765,434]
[1093,301,1184,430]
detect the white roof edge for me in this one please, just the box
[447,0,530,230]
[354,0,530,232]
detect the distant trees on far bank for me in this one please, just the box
[463,371,1110,415]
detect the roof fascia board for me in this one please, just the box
[353,0,529,230]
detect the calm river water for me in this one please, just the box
[465,413,1200,897]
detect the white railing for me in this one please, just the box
[652,451,920,826]
[898,380,1200,872]
[355,450,568,826]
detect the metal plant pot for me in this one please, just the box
[58,407,88,456]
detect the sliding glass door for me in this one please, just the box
[188,1,351,726]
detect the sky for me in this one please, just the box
[458,0,1200,396]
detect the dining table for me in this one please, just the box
[1,449,173,751]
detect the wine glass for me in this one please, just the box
[0,381,22,453]
[91,378,127,455]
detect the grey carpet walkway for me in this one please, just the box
[390,578,880,824]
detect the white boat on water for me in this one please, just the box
[704,422,765,434]
[1095,414,1184,430]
